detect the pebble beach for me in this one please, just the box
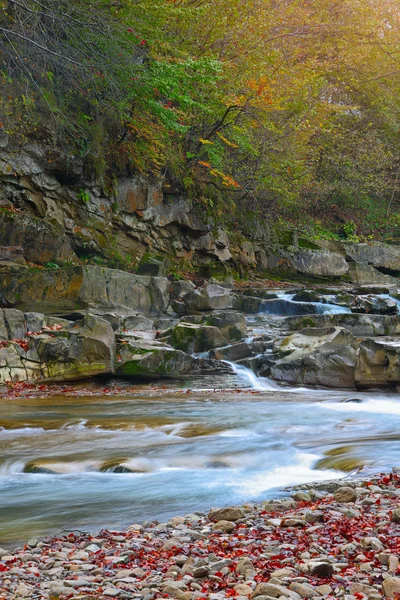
[1,473,400,600]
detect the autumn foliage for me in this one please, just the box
[1,0,400,235]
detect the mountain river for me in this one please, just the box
[1,304,400,547]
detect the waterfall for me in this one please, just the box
[225,361,281,391]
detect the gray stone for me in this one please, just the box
[36,313,115,382]
[356,339,400,388]
[276,248,349,277]
[169,323,226,354]
[184,284,233,312]
[208,507,245,522]
[25,312,45,333]
[0,265,170,315]
[382,577,400,599]
[123,314,154,331]
[334,487,357,503]
[3,308,26,339]
[116,341,198,379]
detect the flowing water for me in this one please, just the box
[1,297,400,547]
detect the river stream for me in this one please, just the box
[1,298,400,547]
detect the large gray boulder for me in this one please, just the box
[275,249,349,277]
[116,340,198,378]
[184,284,233,312]
[0,265,169,315]
[355,339,400,388]
[270,343,357,388]
[348,262,398,285]
[168,323,226,354]
[183,311,247,342]
[345,242,400,272]
[35,313,115,382]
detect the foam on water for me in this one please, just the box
[225,361,280,391]
[323,398,400,415]
[231,451,343,497]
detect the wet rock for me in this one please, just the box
[195,311,247,342]
[270,342,357,389]
[352,295,397,315]
[334,487,358,503]
[292,290,322,303]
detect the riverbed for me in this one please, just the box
[1,370,400,547]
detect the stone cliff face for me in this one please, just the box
[0,138,249,273]
[2,137,400,285]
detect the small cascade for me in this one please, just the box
[225,361,281,391]
[316,302,351,315]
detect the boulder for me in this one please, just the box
[334,486,357,502]
[208,507,245,522]
[169,323,226,354]
[0,342,44,383]
[279,326,355,355]
[184,311,247,342]
[352,295,397,315]
[276,248,349,277]
[355,339,400,388]
[184,284,233,312]
[345,241,400,271]
[382,577,400,598]
[170,280,196,300]
[25,312,46,333]
[123,314,154,331]
[292,290,322,303]
[0,265,170,315]
[348,262,398,285]
[277,313,400,337]
[210,339,273,362]
[269,340,358,388]
[116,341,198,378]
[2,308,26,339]
[233,294,263,314]
[36,313,115,381]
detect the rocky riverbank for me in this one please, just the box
[1,472,400,600]
[2,265,400,389]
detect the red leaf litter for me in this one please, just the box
[0,474,400,599]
